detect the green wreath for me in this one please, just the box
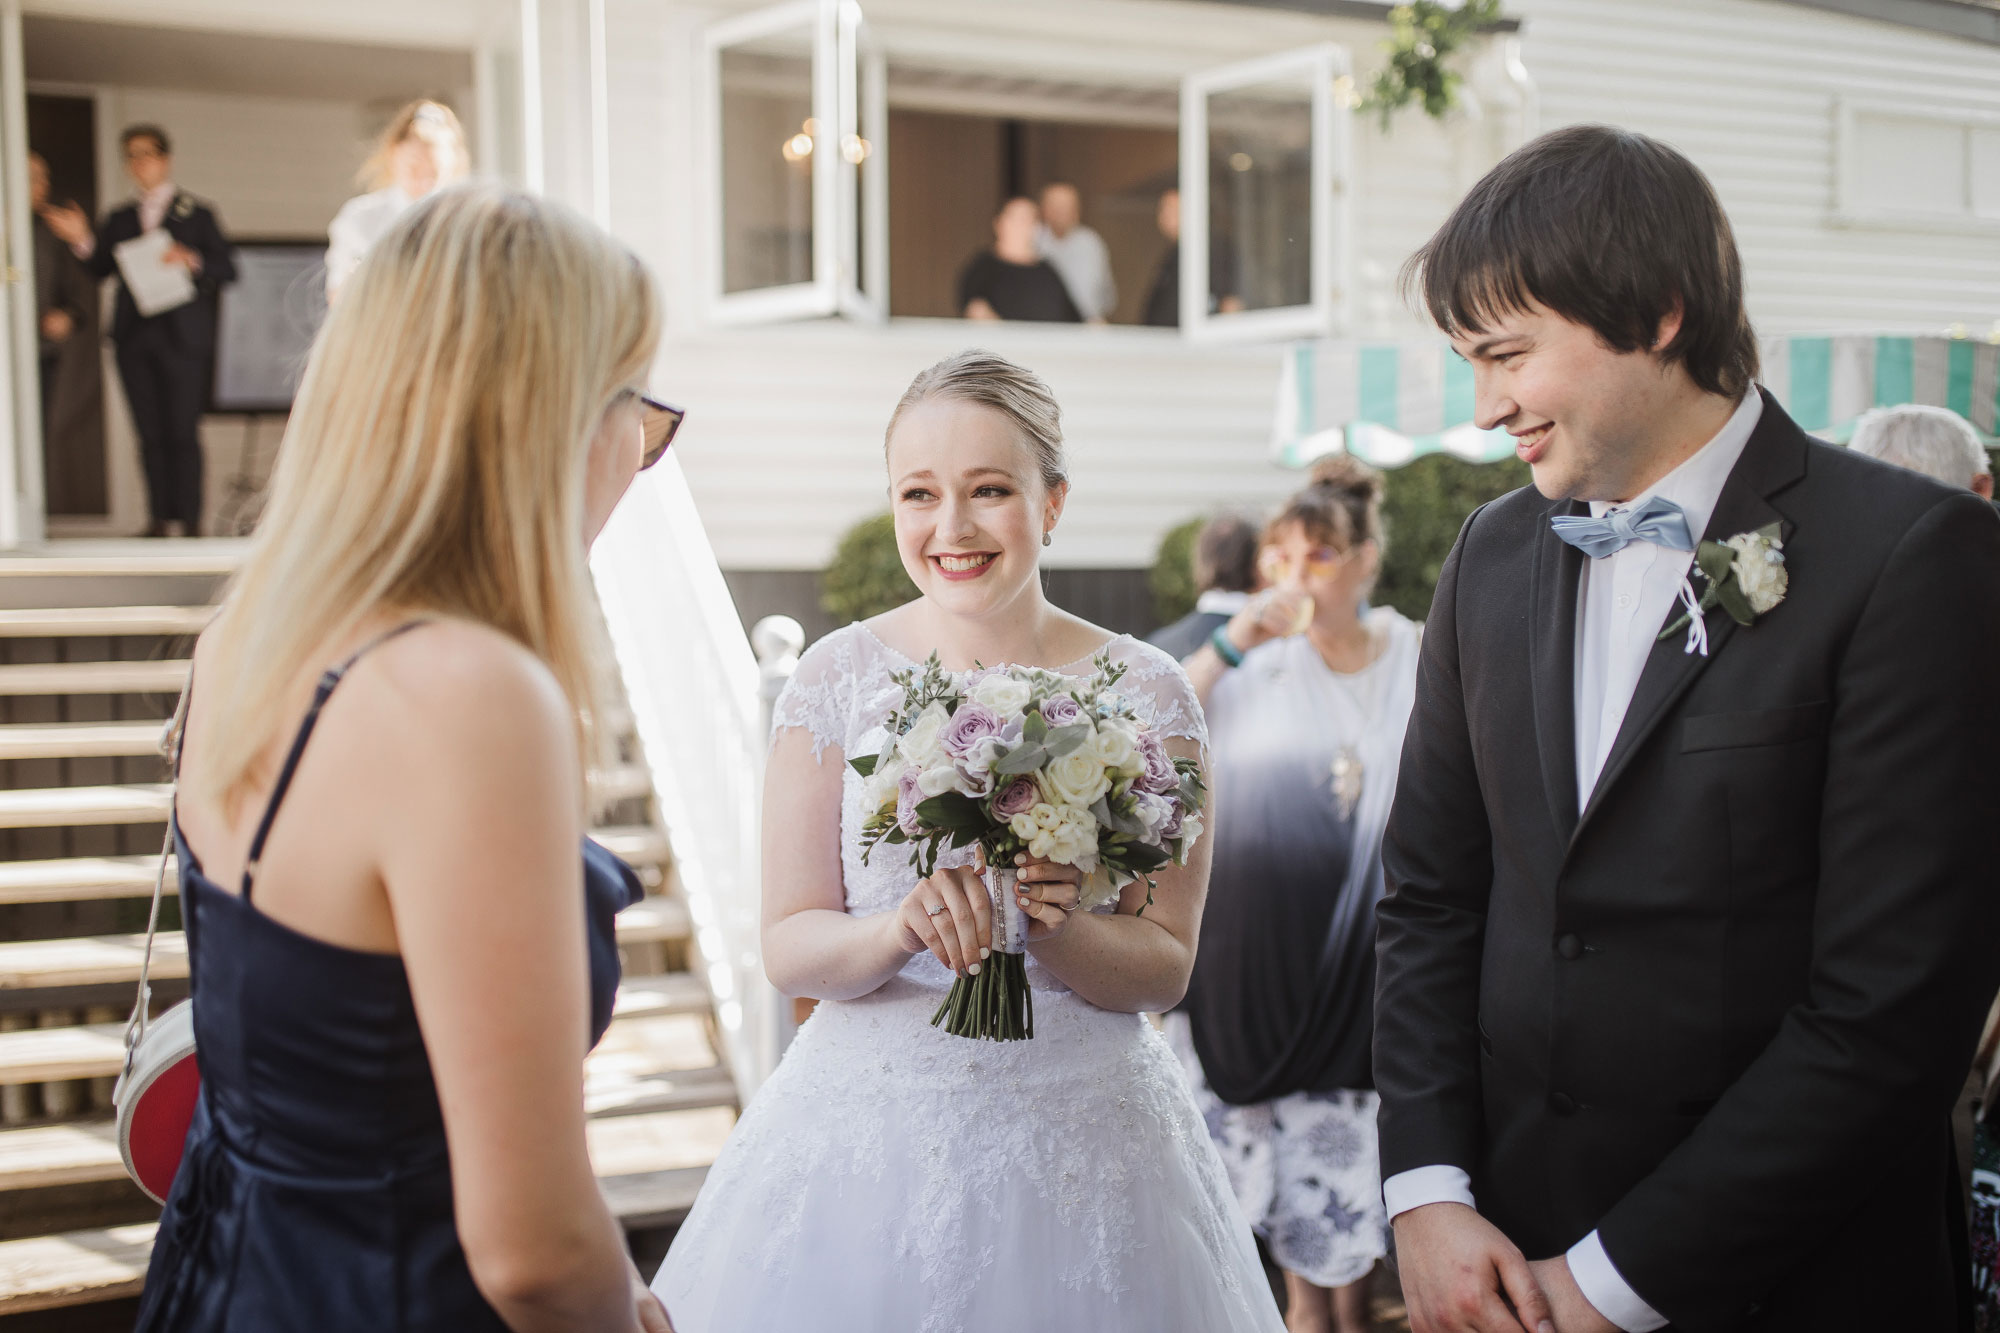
[1362,0,1506,129]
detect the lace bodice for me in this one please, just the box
[770,623,1208,990]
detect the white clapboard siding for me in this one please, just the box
[663,322,1306,571]
[1512,0,2000,334]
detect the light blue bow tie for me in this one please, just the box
[1550,495,1695,559]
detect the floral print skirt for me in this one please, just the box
[1165,1012,1390,1289]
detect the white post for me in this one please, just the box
[0,0,36,546]
[751,614,804,1057]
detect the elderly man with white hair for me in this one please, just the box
[1849,404,1995,498]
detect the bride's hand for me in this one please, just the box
[1009,853,1081,942]
[629,1259,673,1332]
[892,865,992,976]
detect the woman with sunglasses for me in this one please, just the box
[134,185,676,1333]
[1171,455,1421,1333]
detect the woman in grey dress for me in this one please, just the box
[1170,456,1420,1333]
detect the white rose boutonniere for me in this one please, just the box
[1659,522,1788,654]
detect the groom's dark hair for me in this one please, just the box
[1403,124,1759,399]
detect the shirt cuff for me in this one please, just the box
[1566,1231,1669,1332]
[1382,1165,1476,1220]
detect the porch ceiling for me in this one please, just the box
[23,14,472,103]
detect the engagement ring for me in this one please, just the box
[926,904,948,917]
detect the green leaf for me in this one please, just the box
[995,743,1049,776]
[850,754,878,778]
[915,792,990,833]
[1696,540,1735,586]
[1043,723,1093,758]
[1715,577,1755,626]
[1023,711,1048,744]
[1106,841,1171,872]
[1091,796,1148,837]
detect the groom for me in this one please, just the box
[1374,125,2000,1332]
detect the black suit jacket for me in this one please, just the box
[85,192,235,358]
[1147,609,1231,662]
[1375,392,2000,1332]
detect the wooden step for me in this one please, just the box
[0,721,167,762]
[596,825,671,865]
[0,606,213,638]
[0,856,160,907]
[0,660,188,697]
[0,1105,735,1314]
[611,972,711,1020]
[589,764,652,805]
[0,1120,122,1193]
[0,784,170,830]
[0,828,670,909]
[0,544,245,577]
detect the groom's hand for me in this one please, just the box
[1395,1203,1554,1333]
[1527,1258,1617,1333]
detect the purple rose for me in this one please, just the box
[897,768,926,838]
[941,702,1006,758]
[1157,794,1185,841]
[1134,731,1178,795]
[993,775,1038,819]
[955,738,1005,798]
[1040,694,1084,728]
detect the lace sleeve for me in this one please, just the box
[1110,637,1209,755]
[769,628,862,761]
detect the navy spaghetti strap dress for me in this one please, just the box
[134,628,641,1331]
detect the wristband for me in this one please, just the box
[1209,624,1244,668]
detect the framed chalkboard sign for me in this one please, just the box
[211,239,328,414]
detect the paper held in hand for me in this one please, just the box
[114,230,196,317]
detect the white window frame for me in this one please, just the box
[700,0,885,326]
[1180,42,1351,344]
[1831,95,2000,237]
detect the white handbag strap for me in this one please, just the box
[122,671,193,1072]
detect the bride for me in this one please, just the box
[653,351,1284,1331]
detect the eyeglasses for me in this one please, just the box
[635,393,685,470]
[1258,544,1352,583]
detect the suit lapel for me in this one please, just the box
[1573,391,1808,839]
[1531,497,1586,845]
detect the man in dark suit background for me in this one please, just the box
[42,124,235,537]
[1148,512,1261,661]
[1374,125,2000,1332]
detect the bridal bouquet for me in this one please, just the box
[852,651,1207,1041]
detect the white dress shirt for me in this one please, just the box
[326,186,418,297]
[1382,391,1764,1333]
[1035,222,1116,321]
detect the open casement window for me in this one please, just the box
[701,0,886,326]
[1179,43,1351,344]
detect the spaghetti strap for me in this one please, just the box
[239,620,429,900]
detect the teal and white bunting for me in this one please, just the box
[1274,334,2000,469]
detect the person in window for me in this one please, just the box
[958,197,1081,323]
[1036,182,1116,323]
[326,100,470,301]
[39,124,236,538]
[1141,187,1243,328]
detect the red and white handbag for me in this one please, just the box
[113,684,198,1206]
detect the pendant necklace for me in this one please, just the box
[1315,627,1386,822]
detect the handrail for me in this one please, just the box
[590,458,779,1097]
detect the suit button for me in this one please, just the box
[1557,934,1584,960]
[1550,1092,1579,1116]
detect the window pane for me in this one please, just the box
[1205,74,1314,314]
[720,26,816,294]
[1853,112,1967,218]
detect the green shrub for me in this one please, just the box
[1374,453,1531,620]
[1150,517,1205,625]
[821,512,918,624]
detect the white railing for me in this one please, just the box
[590,457,780,1098]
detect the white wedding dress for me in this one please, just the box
[653,624,1285,1333]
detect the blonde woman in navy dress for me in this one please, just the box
[138,186,677,1332]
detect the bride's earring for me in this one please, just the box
[1042,531,1053,547]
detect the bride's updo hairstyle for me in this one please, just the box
[1268,454,1386,556]
[884,349,1069,494]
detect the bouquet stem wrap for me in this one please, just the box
[930,867,1033,1041]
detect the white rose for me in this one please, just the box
[900,703,951,768]
[1725,533,1788,614]
[1043,748,1111,811]
[1076,866,1121,912]
[1090,720,1144,779]
[970,673,1033,717]
[916,763,960,798]
[862,760,902,812]
[1030,802,1063,830]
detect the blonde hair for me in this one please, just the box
[193,183,660,811]
[885,349,1068,492]
[359,100,468,191]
